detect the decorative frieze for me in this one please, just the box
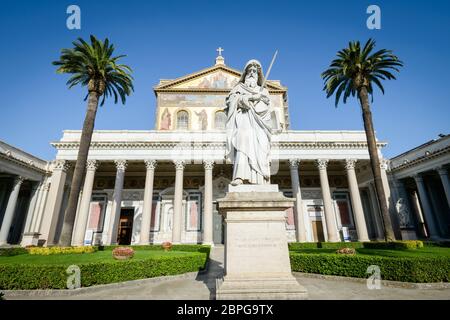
[52,140,386,151]
[122,190,145,201]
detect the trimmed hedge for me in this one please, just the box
[363,240,423,250]
[0,252,208,290]
[289,240,424,251]
[0,248,28,257]
[423,241,450,248]
[100,244,210,257]
[290,252,450,283]
[288,242,365,250]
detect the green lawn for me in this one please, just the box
[0,250,193,265]
[290,246,450,258]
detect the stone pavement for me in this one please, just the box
[3,246,450,300]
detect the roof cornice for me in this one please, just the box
[153,64,286,93]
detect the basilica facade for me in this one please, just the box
[0,53,403,247]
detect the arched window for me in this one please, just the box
[176,110,189,130]
[214,111,227,130]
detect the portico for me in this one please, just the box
[48,129,387,246]
[0,52,397,247]
[388,134,450,240]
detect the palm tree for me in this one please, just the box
[53,35,133,246]
[321,38,403,241]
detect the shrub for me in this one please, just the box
[288,242,320,250]
[0,252,208,290]
[288,242,364,251]
[112,247,134,260]
[362,240,423,250]
[0,247,28,257]
[423,241,450,248]
[101,244,210,253]
[321,242,364,249]
[290,252,450,283]
[27,246,98,255]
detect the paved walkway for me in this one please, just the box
[4,246,450,300]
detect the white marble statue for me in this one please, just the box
[225,60,272,185]
[396,198,413,228]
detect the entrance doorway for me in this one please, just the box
[117,208,134,245]
[311,221,325,242]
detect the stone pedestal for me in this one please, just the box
[216,184,308,300]
[20,232,41,247]
[400,229,418,240]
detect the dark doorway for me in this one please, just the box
[312,221,325,242]
[117,208,134,245]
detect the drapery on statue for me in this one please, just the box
[225,59,272,186]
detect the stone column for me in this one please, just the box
[289,159,307,242]
[108,160,127,245]
[436,167,450,209]
[203,160,214,246]
[40,160,71,245]
[414,174,439,239]
[0,176,25,245]
[411,190,427,237]
[22,182,40,234]
[172,160,185,244]
[345,159,369,241]
[316,159,340,242]
[33,182,50,233]
[140,160,157,245]
[73,160,98,246]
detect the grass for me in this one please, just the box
[289,246,450,258]
[0,249,193,265]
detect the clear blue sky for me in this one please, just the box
[1,0,449,160]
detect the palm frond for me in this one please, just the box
[53,35,134,105]
[321,38,403,107]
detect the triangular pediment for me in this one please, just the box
[154,65,286,92]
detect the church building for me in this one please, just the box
[0,51,400,247]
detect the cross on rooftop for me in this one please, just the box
[216,47,224,56]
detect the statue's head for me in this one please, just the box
[239,59,264,88]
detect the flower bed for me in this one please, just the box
[336,247,356,255]
[27,246,97,255]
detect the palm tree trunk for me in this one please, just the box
[358,87,396,241]
[58,91,99,246]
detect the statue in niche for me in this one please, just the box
[160,108,171,130]
[165,207,173,232]
[225,60,272,185]
[396,198,413,228]
[195,109,208,130]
